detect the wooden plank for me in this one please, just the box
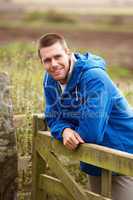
[32,115,48,200]
[39,174,111,200]
[37,131,133,176]
[13,113,46,129]
[85,190,111,200]
[39,174,74,200]
[35,113,44,120]
[101,170,112,198]
[36,136,89,200]
[34,113,47,131]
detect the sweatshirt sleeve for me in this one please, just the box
[76,74,113,144]
[44,84,75,142]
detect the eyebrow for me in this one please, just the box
[42,54,62,63]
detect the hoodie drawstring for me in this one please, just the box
[75,86,78,101]
[45,73,48,87]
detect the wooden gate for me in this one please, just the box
[32,114,133,200]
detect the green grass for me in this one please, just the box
[1,9,133,33]
[78,7,133,15]
[107,65,131,79]
[24,10,76,24]
[0,42,44,114]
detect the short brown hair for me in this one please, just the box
[37,33,68,59]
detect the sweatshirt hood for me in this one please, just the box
[74,52,106,71]
[64,52,106,90]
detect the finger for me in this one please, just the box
[63,138,79,149]
[64,139,78,148]
[75,133,85,143]
[64,134,79,146]
[65,141,78,150]
[70,135,79,145]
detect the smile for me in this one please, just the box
[53,70,63,75]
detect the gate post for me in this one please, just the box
[32,115,48,200]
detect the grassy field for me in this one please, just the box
[1,9,133,32]
[0,42,44,114]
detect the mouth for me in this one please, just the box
[53,69,63,76]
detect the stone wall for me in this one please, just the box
[0,73,17,200]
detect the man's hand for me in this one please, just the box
[62,128,85,150]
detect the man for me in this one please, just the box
[37,33,133,200]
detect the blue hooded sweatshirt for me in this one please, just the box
[43,53,133,176]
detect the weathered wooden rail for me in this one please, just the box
[32,114,133,200]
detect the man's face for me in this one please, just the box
[40,42,71,84]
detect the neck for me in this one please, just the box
[59,54,74,85]
[59,79,67,84]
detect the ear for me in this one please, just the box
[65,47,71,55]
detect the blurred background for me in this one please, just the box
[1,0,133,70]
[0,0,133,199]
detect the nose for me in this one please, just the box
[51,58,58,67]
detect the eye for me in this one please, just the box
[42,58,51,64]
[54,54,62,59]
